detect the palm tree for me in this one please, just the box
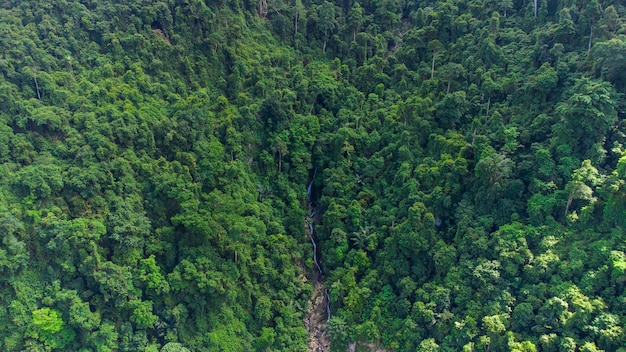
[351,226,375,250]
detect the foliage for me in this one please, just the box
[0,0,625,351]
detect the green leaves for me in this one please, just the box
[129,300,158,329]
[138,255,170,295]
[31,308,63,336]
[593,36,626,89]
[29,308,75,350]
[564,160,602,221]
[0,0,625,351]
[554,78,618,159]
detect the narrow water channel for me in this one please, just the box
[305,173,331,351]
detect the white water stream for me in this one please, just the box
[306,174,330,322]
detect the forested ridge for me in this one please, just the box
[1,0,626,351]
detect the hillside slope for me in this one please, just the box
[0,0,626,351]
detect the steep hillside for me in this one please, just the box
[0,0,626,351]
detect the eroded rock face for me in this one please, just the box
[305,280,331,352]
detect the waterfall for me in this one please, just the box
[310,221,323,275]
[309,215,331,322]
[306,169,331,323]
[307,168,317,203]
[325,289,331,321]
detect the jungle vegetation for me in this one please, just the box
[1,0,626,351]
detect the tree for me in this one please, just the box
[93,261,136,303]
[3,1,626,351]
[604,153,626,227]
[564,160,602,219]
[586,313,623,350]
[428,40,445,80]
[476,152,513,187]
[535,297,571,332]
[269,134,288,172]
[293,0,305,38]
[435,90,468,129]
[253,327,276,350]
[554,78,618,159]
[68,299,101,332]
[130,300,158,329]
[351,226,376,251]
[29,308,75,350]
[417,338,440,351]
[500,0,513,17]
[512,303,535,331]
[593,36,626,91]
[138,254,170,295]
[161,343,191,352]
[347,3,364,42]
[482,314,509,350]
[316,1,338,53]
[438,62,465,94]
[327,316,350,348]
[525,63,557,103]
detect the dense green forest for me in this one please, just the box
[1,0,626,350]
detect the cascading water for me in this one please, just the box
[307,169,317,203]
[307,172,331,321]
[305,171,331,351]
[325,290,331,322]
[310,222,323,275]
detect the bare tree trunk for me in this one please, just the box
[431,50,436,80]
[258,0,267,17]
[471,127,477,147]
[587,26,593,55]
[534,0,537,17]
[564,197,573,218]
[33,70,41,100]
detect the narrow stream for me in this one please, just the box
[305,172,331,351]
[310,222,323,275]
[306,172,330,321]
[307,210,330,321]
